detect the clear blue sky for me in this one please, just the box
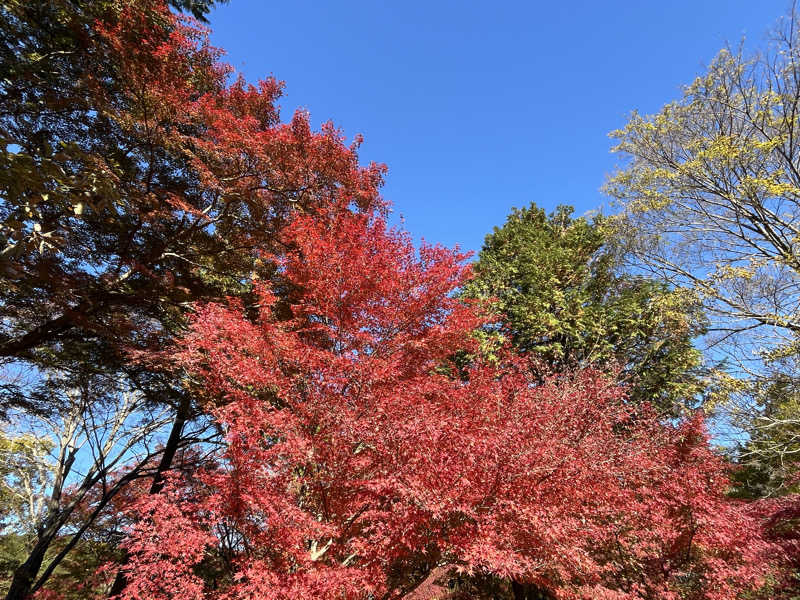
[208,0,788,255]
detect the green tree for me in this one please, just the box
[0,433,52,534]
[465,203,705,414]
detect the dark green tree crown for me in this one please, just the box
[465,202,706,414]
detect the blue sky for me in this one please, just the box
[209,0,788,255]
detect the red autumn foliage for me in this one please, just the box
[115,203,777,600]
[3,0,386,363]
[2,1,387,597]
[750,489,800,597]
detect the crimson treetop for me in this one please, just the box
[120,203,775,600]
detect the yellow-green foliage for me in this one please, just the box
[607,21,800,501]
[0,432,53,532]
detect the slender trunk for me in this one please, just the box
[4,446,76,600]
[5,396,190,600]
[30,478,128,595]
[146,398,190,495]
[107,397,191,597]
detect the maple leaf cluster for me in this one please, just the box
[117,203,778,599]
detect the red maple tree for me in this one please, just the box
[2,1,386,597]
[114,203,777,600]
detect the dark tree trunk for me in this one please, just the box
[5,449,77,600]
[107,397,191,597]
[6,535,51,600]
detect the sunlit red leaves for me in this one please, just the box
[100,3,780,599]
[119,198,777,599]
[93,0,385,257]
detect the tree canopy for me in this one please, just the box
[465,203,705,413]
[118,200,773,600]
[606,8,800,504]
[0,1,798,599]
